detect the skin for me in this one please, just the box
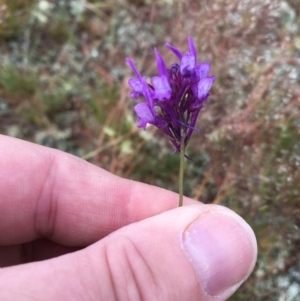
[0,134,257,301]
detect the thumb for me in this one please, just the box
[0,204,257,301]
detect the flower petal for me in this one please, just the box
[140,77,155,112]
[130,91,140,99]
[210,75,216,82]
[128,78,142,91]
[195,62,211,79]
[134,103,155,130]
[154,48,168,78]
[188,37,197,63]
[165,43,182,60]
[152,75,172,101]
[126,58,142,79]
[128,78,143,99]
[180,53,196,75]
[197,77,214,99]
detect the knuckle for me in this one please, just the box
[34,154,58,239]
[103,236,162,301]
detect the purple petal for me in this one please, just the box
[180,53,196,75]
[151,75,172,100]
[197,77,214,99]
[140,77,155,112]
[128,78,143,98]
[130,91,141,99]
[128,78,142,91]
[154,48,168,78]
[195,62,211,79]
[210,75,216,82]
[126,58,142,79]
[165,43,182,60]
[134,103,155,129]
[188,37,197,63]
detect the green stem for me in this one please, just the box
[178,133,185,207]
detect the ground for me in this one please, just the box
[0,0,300,299]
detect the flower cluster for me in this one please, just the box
[126,37,215,154]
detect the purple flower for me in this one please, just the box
[126,37,215,153]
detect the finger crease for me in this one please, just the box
[126,237,160,301]
[34,155,58,240]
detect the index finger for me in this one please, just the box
[0,135,197,247]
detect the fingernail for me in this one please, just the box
[183,211,257,297]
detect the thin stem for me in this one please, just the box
[178,132,186,207]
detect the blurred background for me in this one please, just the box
[0,0,299,299]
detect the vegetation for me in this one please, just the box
[0,0,299,299]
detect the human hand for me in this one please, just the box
[0,134,257,301]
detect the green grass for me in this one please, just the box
[0,64,39,98]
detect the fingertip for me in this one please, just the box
[182,205,257,299]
